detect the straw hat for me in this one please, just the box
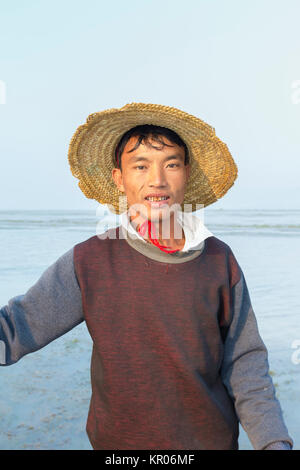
[68,102,238,214]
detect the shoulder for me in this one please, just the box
[73,226,122,261]
[205,236,242,287]
[205,235,234,256]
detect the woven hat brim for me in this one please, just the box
[68,103,238,214]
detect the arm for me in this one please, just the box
[0,246,84,366]
[220,265,293,450]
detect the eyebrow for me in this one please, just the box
[129,154,183,163]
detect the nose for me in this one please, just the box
[147,163,167,187]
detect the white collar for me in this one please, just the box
[120,210,213,252]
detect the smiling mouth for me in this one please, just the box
[144,196,170,207]
[145,196,170,202]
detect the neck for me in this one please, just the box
[130,213,185,250]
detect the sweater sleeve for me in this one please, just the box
[220,264,294,450]
[0,246,84,366]
[263,441,292,450]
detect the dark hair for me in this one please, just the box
[114,124,189,171]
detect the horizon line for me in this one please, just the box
[0,208,299,212]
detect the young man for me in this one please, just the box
[0,103,293,450]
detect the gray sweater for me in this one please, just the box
[0,228,294,450]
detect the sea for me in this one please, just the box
[0,208,299,450]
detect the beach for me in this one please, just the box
[0,208,299,450]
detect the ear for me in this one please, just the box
[185,163,191,180]
[112,168,125,192]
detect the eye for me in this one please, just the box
[167,163,179,168]
[135,165,146,170]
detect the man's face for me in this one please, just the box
[112,135,190,225]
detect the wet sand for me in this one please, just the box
[0,320,298,450]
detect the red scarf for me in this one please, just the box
[137,219,181,254]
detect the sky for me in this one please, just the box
[0,0,299,211]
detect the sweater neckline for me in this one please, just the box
[119,224,207,264]
[119,210,213,253]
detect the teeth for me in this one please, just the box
[146,196,168,201]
